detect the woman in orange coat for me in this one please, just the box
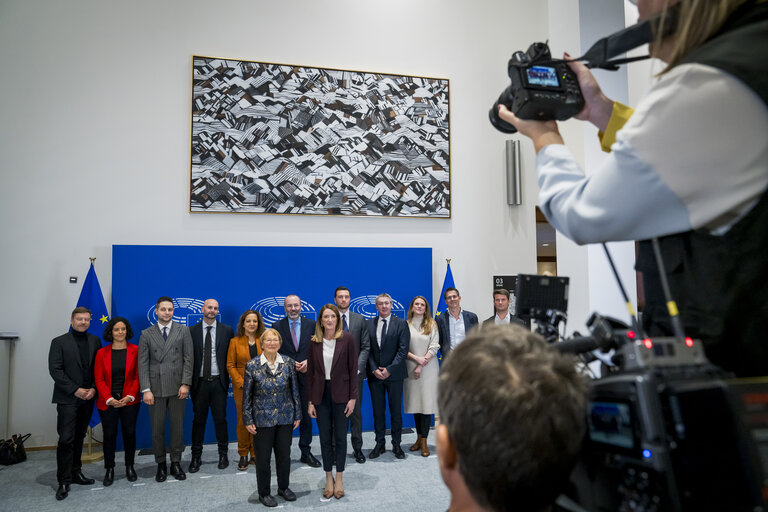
[227,310,264,471]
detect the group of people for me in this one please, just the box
[48,286,515,506]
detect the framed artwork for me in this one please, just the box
[190,56,450,217]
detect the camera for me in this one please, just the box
[489,42,585,134]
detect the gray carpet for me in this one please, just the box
[0,431,450,511]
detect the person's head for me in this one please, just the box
[236,310,265,338]
[437,324,588,512]
[444,287,461,310]
[334,286,351,311]
[259,328,282,356]
[375,293,393,318]
[284,294,302,321]
[407,296,435,335]
[155,296,174,324]
[70,307,92,333]
[493,288,511,316]
[201,299,219,324]
[103,317,134,343]
[644,0,754,72]
[313,304,342,342]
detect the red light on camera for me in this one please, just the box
[685,337,694,347]
[627,331,636,339]
[643,338,653,349]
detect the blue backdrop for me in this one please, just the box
[112,245,432,451]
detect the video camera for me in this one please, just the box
[488,42,584,134]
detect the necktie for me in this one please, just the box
[162,326,168,341]
[380,319,387,347]
[342,314,349,332]
[291,321,299,350]
[203,325,213,379]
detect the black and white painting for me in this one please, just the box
[190,56,450,217]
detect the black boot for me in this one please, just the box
[103,468,114,487]
[126,465,137,482]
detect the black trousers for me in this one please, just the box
[318,380,348,472]
[56,400,94,484]
[98,403,140,468]
[368,378,403,446]
[190,378,229,457]
[148,395,186,463]
[297,375,313,455]
[413,413,432,439]
[348,373,365,451]
[253,424,292,497]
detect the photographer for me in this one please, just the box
[499,0,768,377]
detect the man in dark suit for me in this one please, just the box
[188,298,234,473]
[367,293,410,459]
[48,307,101,500]
[272,294,321,467]
[138,296,193,483]
[334,286,371,463]
[482,288,526,328]
[435,287,479,361]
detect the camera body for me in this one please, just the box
[489,42,585,134]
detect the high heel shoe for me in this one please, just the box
[323,478,334,499]
[334,480,345,499]
[409,435,422,451]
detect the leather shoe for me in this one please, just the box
[368,443,386,459]
[354,448,366,464]
[392,444,405,459]
[188,456,201,473]
[155,462,167,483]
[278,487,297,501]
[300,453,321,467]
[259,494,278,507]
[103,468,114,487]
[55,483,69,500]
[126,465,137,482]
[237,455,249,471]
[170,461,186,480]
[218,453,229,470]
[71,470,95,485]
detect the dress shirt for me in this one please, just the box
[260,352,284,374]
[322,338,336,380]
[448,310,466,350]
[377,315,391,347]
[201,320,220,376]
[494,313,511,325]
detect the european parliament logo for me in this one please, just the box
[251,297,318,326]
[350,295,406,319]
[145,297,209,326]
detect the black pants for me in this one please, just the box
[253,424,292,497]
[56,400,94,484]
[297,376,313,456]
[368,378,403,446]
[318,380,348,472]
[98,403,140,468]
[413,413,432,439]
[348,373,365,451]
[190,378,229,457]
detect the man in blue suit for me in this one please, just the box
[435,287,479,361]
[367,293,410,459]
[272,294,321,467]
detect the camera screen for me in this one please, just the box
[526,66,560,87]
[588,401,635,449]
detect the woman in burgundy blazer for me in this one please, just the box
[94,317,140,486]
[307,304,357,500]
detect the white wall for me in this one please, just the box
[0,0,549,447]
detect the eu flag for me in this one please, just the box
[435,262,455,316]
[75,262,110,427]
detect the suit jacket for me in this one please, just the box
[137,321,193,398]
[436,310,479,360]
[367,315,410,381]
[48,331,101,404]
[242,354,301,428]
[482,314,526,328]
[273,316,315,364]
[345,311,371,379]
[227,335,261,391]
[190,321,234,391]
[94,343,140,410]
[306,332,358,404]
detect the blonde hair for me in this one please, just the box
[406,296,436,335]
[259,328,282,348]
[311,304,342,343]
[655,0,755,74]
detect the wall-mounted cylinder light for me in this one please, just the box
[505,139,522,205]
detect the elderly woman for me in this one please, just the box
[307,304,357,499]
[404,296,439,457]
[227,310,264,471]
[94,317,140,486]
[243,328,301,508]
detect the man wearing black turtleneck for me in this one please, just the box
[48,307,102,500]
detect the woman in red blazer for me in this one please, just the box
[94,317,140,486]
[307,304,357,500]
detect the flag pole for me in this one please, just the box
[81,257,104,464]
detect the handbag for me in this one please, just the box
[0,433,31,465]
